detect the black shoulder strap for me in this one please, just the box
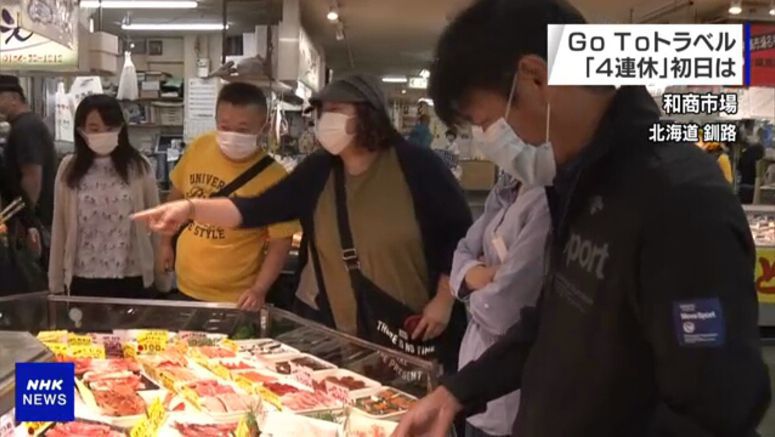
[211,155,274,198]
[332,160,361,273]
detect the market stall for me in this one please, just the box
[0,292,436,436]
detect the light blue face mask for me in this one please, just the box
[471,74,556,187]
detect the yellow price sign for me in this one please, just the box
[22,422,52,437]
[220,339,239,352]
[146,397,167,429]
[180,387,201,410]
[755,247,775,304]
[235,415,251,437]
[157,370,178,392]
[208,362,231,380]
[234,375,256,395]
[69,344,106,359]
[129,418,151,437]
[37,330,67,343]
[123,342,139,359]
[256,386,283,411]
[67,333,93,346]
[43,342,69,360]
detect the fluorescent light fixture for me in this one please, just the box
[122,23,228,31]
[728,0,742,15]
[327,8,339,22]
[89,17,94,33]
[419,69,430,79]
[382,75,408,83]
[401,89,407,95]
[770,0,774,15]
[81,1,198,9]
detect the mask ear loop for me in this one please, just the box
[504,72,518,121]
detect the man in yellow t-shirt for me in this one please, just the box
[159,82,299,309]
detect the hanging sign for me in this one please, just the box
[18,0,77,49]
[749,24,775,87]
[0,3,78,70]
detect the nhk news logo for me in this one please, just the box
[15,363,75,422]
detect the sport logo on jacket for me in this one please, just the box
[563,233,610,280]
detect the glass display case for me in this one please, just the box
[744,205,775,327]
[0,292,439,429]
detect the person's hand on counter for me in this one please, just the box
[412,276,455,342]
[392,386,461,437]
[237,286,267,311]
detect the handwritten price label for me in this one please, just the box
[123,342,139,359]
[235,416,251,437]
[256,386,283,411]
[37,330,67,343]
[291,367,314,391]
[208,362,231,380]
[181,387,202,410]
[146,397,167,430]
[69,344,106,359]
[43,342,69,360]
[325,380,351,404]
[67,333,93,346]
[157,370,178,392]
[22,422,52,437]
[90,333,123,357]
[234,375,256,395]
[0,410,14,437]
[220,338,239,352]
[137,330,169,354]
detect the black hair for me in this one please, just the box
[216,82,268,111]
[445,128,457,138]
[67,94,149,189]
[353,103,404,152]
[430,0,585,127]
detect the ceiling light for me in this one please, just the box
[81,1,198,9]
[122,23,228,31]
[401,89,407,95]
[382,76,408,84]
[419,69,430,79]
[326,8,339,22]
[770,0,774,15]
[89,17,94,33]
[728,1,742,15]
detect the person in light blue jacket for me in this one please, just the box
[450,172,550,437]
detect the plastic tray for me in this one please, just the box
[350,387,418,421]
[235,338,299,357]
[262,353,338,375]
[312,369,382,400]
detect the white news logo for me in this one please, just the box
[547,24,744,86]
[22,379,68,407]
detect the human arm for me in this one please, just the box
[19,164,42,206]
[47,158,71,293]
[237,237,293,311]
[464,191,549,337]
[638,185,770,436]
[156,187,183,271]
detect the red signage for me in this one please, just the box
[750,24,775,86]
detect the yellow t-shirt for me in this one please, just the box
[170,133,300,302]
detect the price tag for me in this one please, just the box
[256,386,283,411]
[0,410,15,437]
[137,330,169,354]
[234,375,257,394]
[37,330,67,343]
[157,370,177,392]
[91,333,123,357]
[129,418,151,437]
[325,380,351,404]
[209,362,231,380]
[146,397,167,430]
[22,422,52,437]
[43,342,69,360]
[123,342,139,359]
[220,338,239,352]
[235,415,251,437]
[290,363,314,390]
[69,344,106,359]
[180,387,202,410]
[67,333,93,346]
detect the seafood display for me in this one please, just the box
[45,422,125,437]
[354,389,417,418]
[172,422,238,437]
[748,213,775,245]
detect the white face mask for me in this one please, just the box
[315,112,354,155]
[216,130,259,160]
[83,131,120,156]
[472,75,556,187]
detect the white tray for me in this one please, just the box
[350,387,418,421]
[312,369,382,400]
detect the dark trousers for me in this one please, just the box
[465,423,510,437]
[69,276,150,299]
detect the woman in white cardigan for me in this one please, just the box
[49,94,160,297]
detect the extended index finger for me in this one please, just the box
[131,207,161,222]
